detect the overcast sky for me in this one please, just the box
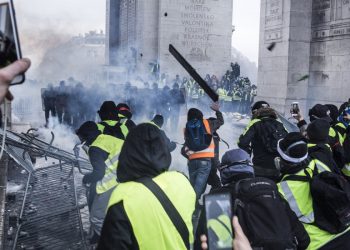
[14,0,260,64]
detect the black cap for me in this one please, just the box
[251,101,270,112]
[307,119,330,144]
[116,103,132,119]
[308,104,332,123]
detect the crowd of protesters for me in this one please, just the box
[41,62,257,129]
[6,59,350,250]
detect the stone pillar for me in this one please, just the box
[258,0,313,114]
[106,0,121,66]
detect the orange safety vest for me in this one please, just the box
[187,119,215,160]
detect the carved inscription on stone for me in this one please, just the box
[180,0,214,61]
[312,0,350,40]
[265,0,283,42]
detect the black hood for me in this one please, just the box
[117,123,172,182]
[76,121,101,146]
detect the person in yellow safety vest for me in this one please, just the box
[76,121,124,244]
[276,132,350,250]
[116,103,136,138]
[206,202,233,249]
[97,101,118,131]
[98,123,196,250]
[306,119,341,174]
[96,101,125,140]
[216,87,227,111]
[334,106,350,145]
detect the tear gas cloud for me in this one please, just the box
[9,0,249,174]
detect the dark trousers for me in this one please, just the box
[44,105,56,124]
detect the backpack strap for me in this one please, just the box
[138,178,190,249]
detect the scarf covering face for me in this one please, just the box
[117,123,172,182]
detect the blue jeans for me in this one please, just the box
[188,159,211,200]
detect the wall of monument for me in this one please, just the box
[308,0,350,107]
[158,0,233,78]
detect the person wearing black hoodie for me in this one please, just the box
[76,121,124,243]
[238,101,287,181]
[306,119,340,174]
[98,124,196,250]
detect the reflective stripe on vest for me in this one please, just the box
[118,116,129,137]
[188,119,215,160]
[335,123,347,145]
[279,160,331,223]
[90,134,124,194]
[107,171,196,250]
[207,215,232,248]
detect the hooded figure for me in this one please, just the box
[76,121,124,243]
[98,124,196,250]
[306,119,339,174]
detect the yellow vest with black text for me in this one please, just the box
[90,134,124,194]
[278,159,350,250]
[107,171,196,250]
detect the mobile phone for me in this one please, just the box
[290,102,299,116]
[204,192,233,250]
[0,0,24,85]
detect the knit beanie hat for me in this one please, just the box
[251,101,270,112]
[277,132,308,163]
[306,119,330,144]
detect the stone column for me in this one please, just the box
[258,0,313,114]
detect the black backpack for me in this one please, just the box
[259,118,288,153]
[100,122,125,140]
[185,119,212,151]
[233,177,296,250]
[286,167,350,234]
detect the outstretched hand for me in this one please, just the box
[210,102,220,112]
[0,59,31,102]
